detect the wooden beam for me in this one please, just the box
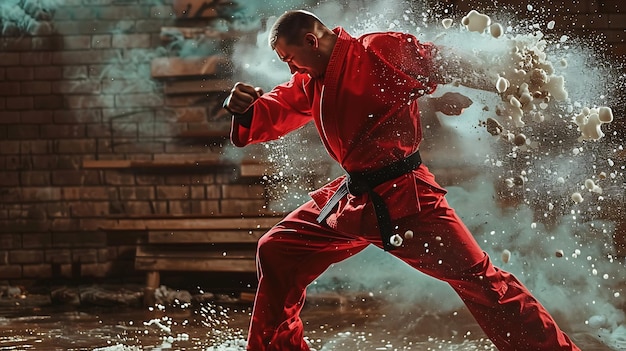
[135,257,256,272]
[98,216,281,231]
[148,230,265,244]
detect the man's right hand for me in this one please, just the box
[224,82,264,114]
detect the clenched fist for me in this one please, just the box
[224,82,264,114]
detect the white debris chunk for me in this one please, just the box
[573,106,613,141]
[571,192,584,204]
[390,234,403,247]
[496,76,509,93]
[442,18,453,29]
[490,23,503,38]
[555,250,564,257]
[547,20,556,30]
[501,249,511,264]
[462,10,491,33]
[404,230,414,239]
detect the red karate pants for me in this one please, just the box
[246,182,581,351]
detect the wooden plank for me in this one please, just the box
[164,79,233,95]
[135,257,256,272]
[136,245,254,259]
[151,56,229,79]
[148,230,264,244]
[82,159,132,169]
[99,217,281,231]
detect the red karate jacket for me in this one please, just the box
[231,27,446,232]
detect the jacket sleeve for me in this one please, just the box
[365,32,438,97]
[231,74,314,147]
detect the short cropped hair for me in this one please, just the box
[268,10,323,49]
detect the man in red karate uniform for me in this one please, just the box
[224,10,581,351]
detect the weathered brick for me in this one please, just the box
[22,233,52,249]
[112,34,151,48]
[170,200,195,214]
[63,65,88,79]
[0,53,20,66]
[66,95,114,109]
[206,184,221,198]
[33,66,63,80]
[104,172,135,185]
[63,35,92,50]
[220,199,267,215]
[7,124,38,138]
[222,184,265,199]
[52,49,119,65]
[80,262,112,277]
[34,95,65,109]
[22,264,52,278]
[21,110,54,124]
[20,187,62,202]
[156,185,190,199]
[151,5,175,19]
[20,52,53,66]
[115,93,163,108]
[119,186,154,200]
[52,80,101,94]
[31,36,64,51]
[7,67,34,81]
[77,186,114,200]
[10,250,44,264]
[122,201,154,215]
[53,232,106,249]
[21,81,52,95]
[72,248,99,263]
[49,170,79,186]
[190,200,220,214]
[71,201,110,217]
[44,249,72,263]
[6,97,34,110]
[135,174,164,185]
[40,124,86,138]
[92,34,112,49]
[0,140,20,154]
[54,109,101,123]
[113,140,164,153]
[0,37,31,52]
[0,82,21,96]
[0,265,21,279]
[20,171,51,186]
[0,112,20,124]
[0,234,22,249]
[99,5,151,20]
[21,140,52,154]
[56,139,97,153]
[0,172,19,186]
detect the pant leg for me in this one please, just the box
[385,181,581,351]
[248,200,368,351]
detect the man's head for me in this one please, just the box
[268,10,337,78]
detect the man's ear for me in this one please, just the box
[304,33,318,48]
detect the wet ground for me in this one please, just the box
[0,291,614,351]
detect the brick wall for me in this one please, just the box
[0,0,272,284]
[0,0,624,284]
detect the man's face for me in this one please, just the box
[274,36,326,79]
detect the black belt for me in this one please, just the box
[316,151,422,251]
